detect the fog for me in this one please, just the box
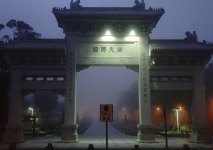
[77,66,137,117]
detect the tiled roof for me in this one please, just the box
[52,7,164,17]
[1,39,213,52]
[0,39,65,50]
[149,39,213,51]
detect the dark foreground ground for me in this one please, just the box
[0,135,213,150]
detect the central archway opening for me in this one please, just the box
[77,66,138,138]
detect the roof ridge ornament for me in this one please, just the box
[133,0,145,10]
[184,31,198,42]
[70,0,82,9]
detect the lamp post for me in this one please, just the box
[122,107,127,133]
[28,107,35,136]
[173,108,181,131]
[156,105,168,149]
[28,107,34,116]
[162,106,168,149]
[122,107,127,123]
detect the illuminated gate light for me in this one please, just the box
[129,30,136,36]
[101,30,115,41]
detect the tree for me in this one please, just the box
[0,24,5,31]
[0,19,41,43]
[1,35,10,43]
[116,82,139,112]
[0,24,6,43]
[6,19,41,40]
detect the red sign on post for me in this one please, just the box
[100,104,113,122]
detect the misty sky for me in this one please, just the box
[1,0,213,117]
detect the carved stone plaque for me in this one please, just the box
[78,42,138,58]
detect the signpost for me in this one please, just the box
[100,104,113,150]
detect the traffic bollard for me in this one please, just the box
[88,144,94,150]
[182,144,190,150]
[46,143,54,150]
[134,144,139,150]
[8,142,16,150]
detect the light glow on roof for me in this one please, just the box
[105,30,111,36]
[129,30,136,36]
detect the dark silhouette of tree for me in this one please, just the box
[6,19,41,40]
[1,19,41,43]
[6,19,16,29]
[0,24,4,31]
[116,82,138,111]
[1,35,10,43]
[0,24,6,43]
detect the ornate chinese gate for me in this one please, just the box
[1,0,213,144]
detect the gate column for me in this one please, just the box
[137,36,155,142]
[190,69,211,143]
[3,69,24,143]
[61,35,78,142]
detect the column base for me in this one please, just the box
[3,125,24,143]
[190,127,212,143]
[61,124,78,143]
[137,124,155,143]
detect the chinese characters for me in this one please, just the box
[92,46,123,53]
[141,52,150,103]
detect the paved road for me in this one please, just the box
[1,135,213,150]
[1,119,212,149]
[81,118,128,139]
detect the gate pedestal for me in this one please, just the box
[137,125,155,143]
[3,125,24,143]
[190,127,212,143]
[61,124,78,143]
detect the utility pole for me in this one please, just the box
[163,106,168,149]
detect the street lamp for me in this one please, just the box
[122,107,127,133]
[28,107,34,116]
[122,107,127,123]
[155,105,168,149]
[173,108,181,131]
[28,107,36,136]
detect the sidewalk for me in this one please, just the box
[0,135,213,150]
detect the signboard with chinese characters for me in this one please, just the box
[78,42,138,58]
[141,51,150,103]
[100,104,113,122]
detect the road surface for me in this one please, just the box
[81,118,128,139]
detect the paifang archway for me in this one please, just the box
[53,2,165,143]
[1,1,213,144]
[52,1,212,143]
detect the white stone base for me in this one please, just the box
[137,124,155,143]
[3,125,24,143]
[61,124,78,143]
[190,127,212,143]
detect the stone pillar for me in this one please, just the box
[137,36,155,142]
[3,69,24,143]
[61,35,78,143]
[190,69,211,143]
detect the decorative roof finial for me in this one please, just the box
[70,0,82,9]
[133,0,145,9]
[184,31,198,42]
